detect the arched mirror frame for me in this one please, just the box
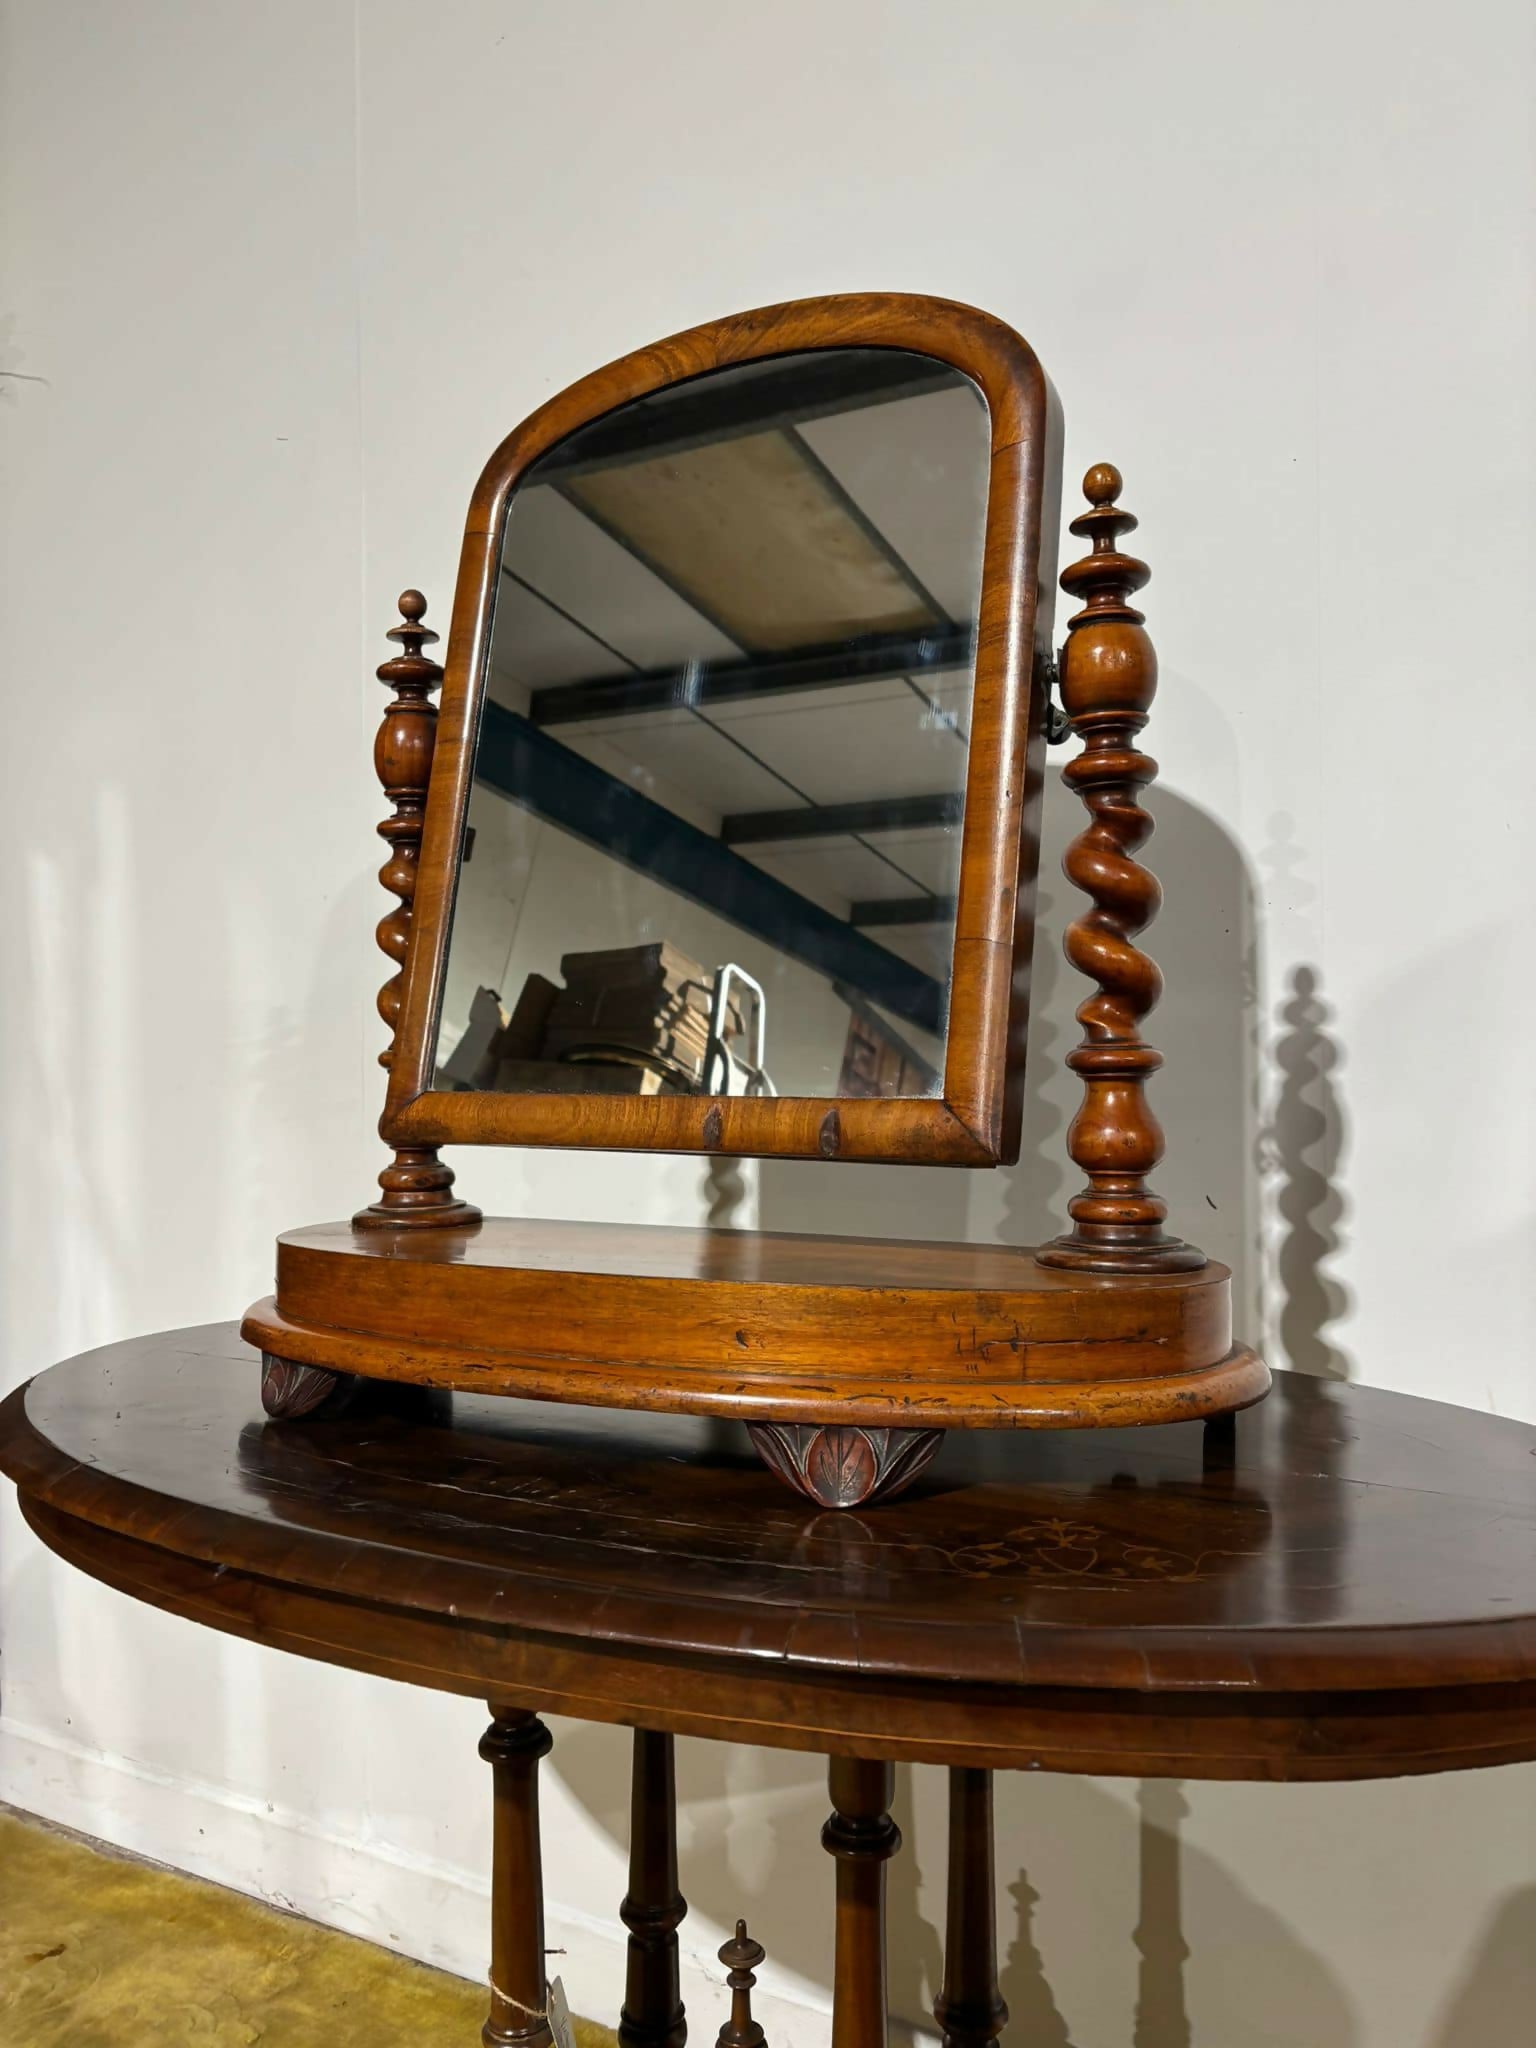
[385,293,1062,1167]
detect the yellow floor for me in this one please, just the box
[0,1805,613,2047]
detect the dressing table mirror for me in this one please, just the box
[243,294,1268,1506]
[437,345,987,1126]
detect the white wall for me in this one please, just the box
[2,3,1532,2043]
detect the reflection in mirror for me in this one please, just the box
[436,348,990,1103]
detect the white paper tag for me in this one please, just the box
[548,1974,577,2048]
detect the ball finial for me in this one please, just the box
[1083,463,1122,507]
[383,586,441,654]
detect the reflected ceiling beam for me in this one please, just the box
[475,704,946,1037]
[723,792,963,845]
[852,895,956,928]
[528,623,974,726]
[533,352,965,482]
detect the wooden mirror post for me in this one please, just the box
[1038,467,1204,1275]
[354,591,480,1232]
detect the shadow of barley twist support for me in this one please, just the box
[1038,466,1204,1275]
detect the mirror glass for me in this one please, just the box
[435,347,989,1102]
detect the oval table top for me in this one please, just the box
[3,1324,1534,1782]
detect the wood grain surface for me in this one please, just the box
[4,1326,1533,1782]
[243,1218,1268,1431]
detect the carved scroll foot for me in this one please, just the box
[748,1423,943,1508]
[259,1354,359,1420]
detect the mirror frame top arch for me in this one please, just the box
[385,292,1063,1168]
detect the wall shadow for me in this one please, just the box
[990,1773,1359,2048]
[1428,1886,1536,2045]
[752,784,1265,1344]
[1250,813,1355,1379]
[547,1728,1372,2048]
[1263,962,1353,1379]
[1001,1861,1073,2046]
[1133,1781,1191,2048]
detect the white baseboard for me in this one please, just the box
[0,1715,837,2046]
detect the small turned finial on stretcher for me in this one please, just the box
[1037,467,1204,1275]
[715,1921,767,2048]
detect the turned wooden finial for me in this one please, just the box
[1037,467,1203,1274]
[354,591,480,1232]
[715,1921,767,2048]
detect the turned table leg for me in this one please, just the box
[481,1708,555,2048]
[823,1757,900,2048]
[934,1768,1006,2048]
[619,1730,688,2048]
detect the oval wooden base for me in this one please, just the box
[242,1219,1270,1477]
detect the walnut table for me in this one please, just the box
[3,1325,1533,2047]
